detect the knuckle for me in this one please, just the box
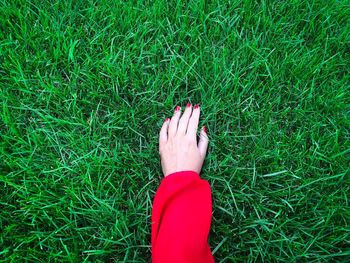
[174,134,186,141]
[183,137,193,147]
[200,133,208,140]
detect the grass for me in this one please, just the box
[1,0,349,262]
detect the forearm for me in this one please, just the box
[151,171,214,263]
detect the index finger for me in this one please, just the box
[186,104,200,140]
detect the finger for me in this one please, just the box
[168,106,181,137]
[186,104,200,139]
[159,117,170,150]
[177,103,192,135]
[198,126,209,157]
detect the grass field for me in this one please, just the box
[1,0,350,262]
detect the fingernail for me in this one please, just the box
[175,106,181,111]
[203,126,207,133]
[186,103,191,107]
[165,117,170,122]
[194,104,199,109]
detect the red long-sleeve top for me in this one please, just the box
[151,170,214,263]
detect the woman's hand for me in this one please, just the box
[159,103,209,177]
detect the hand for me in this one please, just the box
[159,103,209,177]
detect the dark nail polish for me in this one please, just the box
[186,103,191,107]
[165,117,170,122]
[194,104,199,109]
[175,106,181,111]
[203,126,207,133]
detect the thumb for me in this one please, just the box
[198,126,209,157]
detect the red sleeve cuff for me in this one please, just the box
[151,170,214,263]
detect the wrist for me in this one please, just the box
[164,170,200,178]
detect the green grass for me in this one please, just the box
[1,0,349,262]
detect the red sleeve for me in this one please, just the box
[151,170,214,263]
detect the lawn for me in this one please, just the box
[1,0,349,262]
